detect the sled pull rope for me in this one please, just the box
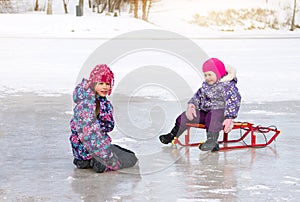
[239,123,278,148]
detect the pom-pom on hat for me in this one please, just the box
[89,64,114,95]
[202,58,227,80]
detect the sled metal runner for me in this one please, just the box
[172,122,280,150]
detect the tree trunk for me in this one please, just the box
[129,0,133,14]
[141,0,152,21]
[142,0,147,20]
[134,0,138,18]
[63,0,68,14]
[146,0,152,21]
[46,0,52,15]
[109,0,113,13]
[290,0,297,31]
[34,0,39,11]
[79,0,84,15]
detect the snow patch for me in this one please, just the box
[65,176,75,182]
[208,188,237,194]
[244,184,271,190]
[281,180,297,185]
[246,110,292,116]
[284,176,300,181]
[65,111,73,115]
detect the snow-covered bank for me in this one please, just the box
[1,36,300,103]
[150,0,300,33]
[0,13,157,38]
[1,0,300,38]
[0,0,300,103]
[1,13,300,39]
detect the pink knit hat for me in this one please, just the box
[88,64,114,95]
[202,58,227,80]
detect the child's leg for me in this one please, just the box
[159,110,202,144]
[199,109,225,151]
[89,145,136,173]
[110,144,138,169]
[205,109,225,133]
[70,132,92,169]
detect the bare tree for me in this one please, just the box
[132,0,152,21]
[134,0,138,18]
[63,0,69,14]
[34,0,39,11]
[98,0,122,16]
[142,0,152,21]
[290,0,297,31]
[99,0,112,14]
[142,0,147,20]
[86,0,153,20]
[47,0,52,15]
[0,0,13,13]
[79,0,84,15]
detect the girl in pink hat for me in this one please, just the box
[69,64,138,172]
[159,58,241,152]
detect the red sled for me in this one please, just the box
[171,122,280,151]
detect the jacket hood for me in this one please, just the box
[219,64,237,83]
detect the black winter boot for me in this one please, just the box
[159,125,182,144]
[159,132,175,144]
[90,158,106,173]
[199,132,220,152]
[110,144,138,169]
[73,158,91,169]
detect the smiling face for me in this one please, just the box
[204,71,218,85]
[89,64,114,96]
[94,82,111,97]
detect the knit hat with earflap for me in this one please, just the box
[89,64,114,95]
[202,58,227,80]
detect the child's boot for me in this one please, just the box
[159,125,181,144]
[90,158,106,173]
[73,158,91,169]
[199,132,220,152]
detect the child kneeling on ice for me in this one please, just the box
[159,58,241,151]
[69,64,138,172]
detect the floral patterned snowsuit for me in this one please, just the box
[69,78,121,171]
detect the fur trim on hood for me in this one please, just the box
[219,64,237,82]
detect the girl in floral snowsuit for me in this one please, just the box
[159,58,241,152]
[70,64,138,173]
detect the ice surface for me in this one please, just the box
[0,93,299,201]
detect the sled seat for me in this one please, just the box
[172,122,280,150]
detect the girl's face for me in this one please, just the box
[204,71,217,85]
[94,82,111,97]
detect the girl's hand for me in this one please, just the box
[85,79,92,90]
[186,104,197,121]
[223,119,234,133]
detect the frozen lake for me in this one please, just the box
[0,92,299,201]
[0,36,300,201]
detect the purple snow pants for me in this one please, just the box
[175,109,225,135]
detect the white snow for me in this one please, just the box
[244,184,271,190]
[0,0,300,103]
[244,110,292,116]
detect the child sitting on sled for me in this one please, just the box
[69,64,138,173]
[159,58,241,152]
